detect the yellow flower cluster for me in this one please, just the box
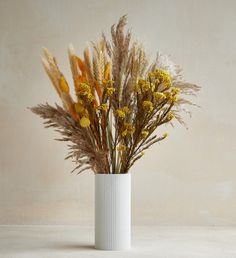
[121,123,135,137]
[79,116,91,128]
[116,109,125,119]
[98,103,109,111]
[135,79,155,94]
[171,87,180,95]
[77,83,94,102]
[153,92,166,101]
[117,144,126,151]
[134,70,177,108]
[135,84,142,94]
[106,87,115,97]
[171,87,180,102]
[141,130,149,138]
[162,87,180,103]
[167,112,174,121]
[102,79,113,88]
[164,91,171,99]
[116,106,130,119]
[143,100,154,113]
[169,95,178,102]
[102,80,115,97]
[148,69,172,89]
[74,100,91,128]
[122,106,129,113]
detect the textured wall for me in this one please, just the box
[0,0,236,225]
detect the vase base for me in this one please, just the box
[95,245,131,251]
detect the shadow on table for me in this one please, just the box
[46,242,95,251]
[0,227,97,254]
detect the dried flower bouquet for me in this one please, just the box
[31,15,200,174]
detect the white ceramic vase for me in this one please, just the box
[95,174,131,250]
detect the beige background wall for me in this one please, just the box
[0,0,236,226]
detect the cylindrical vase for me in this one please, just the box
[95,174,131,250]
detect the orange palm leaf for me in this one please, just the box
[104,63,110,80]
[77,57,87,78]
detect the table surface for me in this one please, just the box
[0,226,236,258]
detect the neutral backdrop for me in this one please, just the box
[0,0,235,226]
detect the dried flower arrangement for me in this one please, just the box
[31,15,200,174]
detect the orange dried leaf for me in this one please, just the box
[104,63,110,80]
[68,106,80,121]
[92,98,99,108]
[77,57,87,77]
[75,76,87,90]
[74,102,85,113]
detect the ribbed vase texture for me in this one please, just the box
[95,174,131,250]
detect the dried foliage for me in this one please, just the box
[31,15,200,174]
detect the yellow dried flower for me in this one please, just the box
[116,106,129,119]
[76,82,95,102]
[99,103,109,111]
[121,123,135,137]
[150,83,155,92]
[134,84,141,94]
[86,92,95,102]
[102,79,113,88]
[116,109,126,119]
[80,116,91,128]
[164,83,172,90]
[117,144,126,151]
[163,132,168,138]
[164,91,171,99]
[171,87,180,95]
[149,69,172,88]
[137,79,155,92]
[148,72,155,78]
[167,112,174,121]
[122,106,129,113]
[106,87,115,97]
[143,100,154,113]
[79,83,91,94]
[169,95,178,102]
[122,130,127,137]
[156,69,172,88]
[139,79,150,91]
[153,92,166,101]
[168,87,180,102]
[141,130,149,138]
